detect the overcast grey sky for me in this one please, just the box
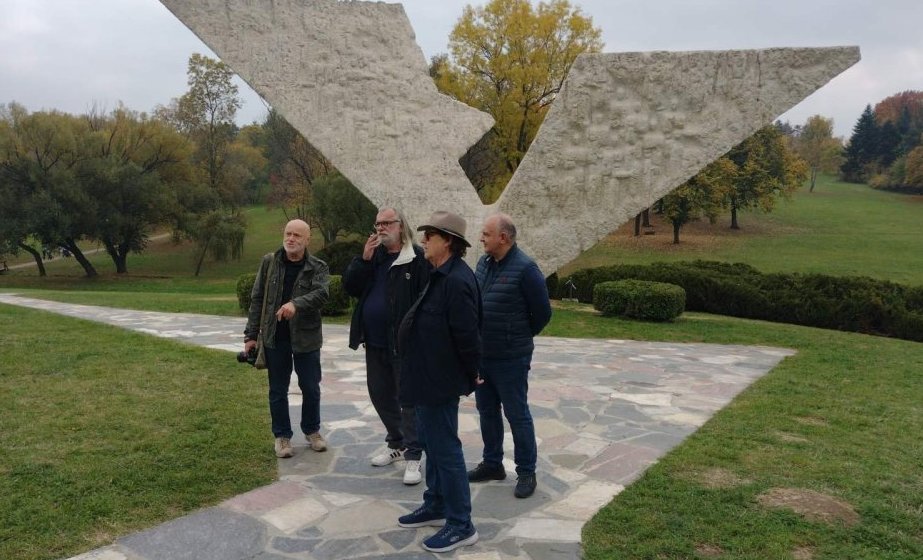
[1,0,920,138]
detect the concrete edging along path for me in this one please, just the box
[0,294,794,560]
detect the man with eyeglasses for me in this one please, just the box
[344,207,430,485]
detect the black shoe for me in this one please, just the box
[467,462,506,482]
[514,473,537,498]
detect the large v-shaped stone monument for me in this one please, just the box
[158,0,859,273]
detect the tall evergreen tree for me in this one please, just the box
[841,105,880,182]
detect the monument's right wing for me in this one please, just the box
[495,47,861,274]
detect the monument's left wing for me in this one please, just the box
[159,0,492,232]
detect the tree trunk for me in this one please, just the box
[641,208,651,227]
[64,239,98,278]
[633,213,641,236]
[18,242,46,277]
[672,220,681,244]
[103,240,128,274]
[730,205,740,230]
[194,238,210,277]
[809,168,818,192]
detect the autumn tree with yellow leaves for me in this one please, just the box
[431,0,603,202]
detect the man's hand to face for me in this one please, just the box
[362,232,381,261]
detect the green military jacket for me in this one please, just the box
[245,248,330,353]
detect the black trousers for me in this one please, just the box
[366,345,421,460]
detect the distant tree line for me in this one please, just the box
[1,54,374,277]
[840,91,923,191]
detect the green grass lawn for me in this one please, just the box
[0,304,276,560]
[563,175,923,286]
[546,304,923,560]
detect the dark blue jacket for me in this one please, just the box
[344,241,430,354]
[398,255,482,405]
[475,244,552,360]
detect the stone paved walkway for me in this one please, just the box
[0,294,794,560]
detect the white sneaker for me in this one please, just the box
[403,460,422,485]
[371,447,405,467]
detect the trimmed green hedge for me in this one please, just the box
[235,273,351,316]
[563,260,923,342]
[322,275,350,316]
[235,272,256,313]
[315,240,364,275]
[594,280,685,322]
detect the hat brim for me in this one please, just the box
[417,225,471,247]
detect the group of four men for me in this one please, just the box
[244,208,551,553]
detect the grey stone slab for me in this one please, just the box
[559,407,592,425]
[496,538,528,557]
[472,483,551,520]
[355,553,433,560]
[538,473,570,495]
[471,521,504,542]
[333,455,386,476]
[118,509,266,560]
[307,474,420,500]
[548,454,587,470]
[325,429,358,446]
[322,403,362,421]
[338,442,382,459]
[601,425,651,442]
[378,528,417,551]
[272,536,320,553]
[531,405,558,419]
[310,536,378,560]
[523,541,583,560]
[633,431,688,452]
[297,526,323,538]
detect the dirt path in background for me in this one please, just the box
[5,233,173,270]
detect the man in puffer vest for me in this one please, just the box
[468,213,552,498]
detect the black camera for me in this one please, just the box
[236,348,258,366]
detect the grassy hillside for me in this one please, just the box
[0,206,300,293]
[3,175,921,310]
[562,175,923,286]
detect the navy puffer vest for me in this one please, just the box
[475,245,534,359]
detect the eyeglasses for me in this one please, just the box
[374,220,400,229]
[422,229,442,241]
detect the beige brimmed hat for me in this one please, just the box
[417,210,470,247]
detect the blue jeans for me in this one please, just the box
[266,341,321,438]
[416,399,473,529]
[475,355,536,475]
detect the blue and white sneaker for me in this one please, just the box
[398,505,445,528]
[422,523,479,553]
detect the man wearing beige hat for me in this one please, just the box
[396,210,481,553]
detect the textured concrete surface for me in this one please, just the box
[157,0,493,243]
[0,295,794,559]
[155,1,858,274]
[496,47,861,273]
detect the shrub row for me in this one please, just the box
[236,273,351,316]
[594,280,685,322]
[315,240,364,276]
[561,260,923,342]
